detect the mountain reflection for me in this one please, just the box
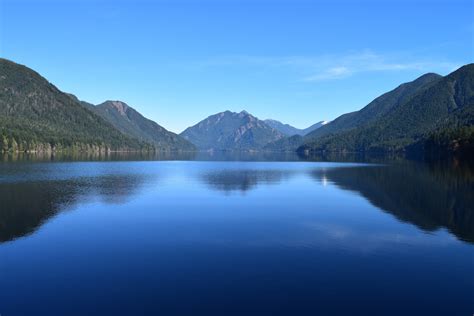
[314,162,474,243]
[1,151,197,162]
[201,169,294,192]
[0,174,146,243]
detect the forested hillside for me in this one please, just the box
[299,64,474,155]
[305,73,442,140]
[0,58,148,152]
[93,101,195,151]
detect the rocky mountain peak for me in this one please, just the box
[107,101,129,116]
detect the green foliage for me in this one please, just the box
[93,101,195,151]
[304,73,442,140]
[299,64,474,156]
[423,125,474,157]
[0,58,152,153]
[264,134,304,151]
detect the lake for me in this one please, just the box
[0,155,473,315]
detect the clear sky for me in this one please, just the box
[1,0,472,133]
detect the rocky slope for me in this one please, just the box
[180,110,284,150]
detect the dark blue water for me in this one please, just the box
[0,159,473,315]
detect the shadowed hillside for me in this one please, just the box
[300,64,474,154]
[0,59,148,152]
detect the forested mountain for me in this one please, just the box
[305,72,442,140]
[0,58,148,152]
[421,105,474,157]
[264,119,326,136]
[301,121,328,135]
[299,64,474,154]
[93,101,195,151]
[263,134,304,151]
[2,57,472,156]
[180,110,284,150]
[0,58,193,153]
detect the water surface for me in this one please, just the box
[0,158,473,315]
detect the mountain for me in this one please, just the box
[180,110,285,150]
[3,57,471,156]
[299,64,474,154]
[301,121,328,135]
[264,119,327,136]
[264,119,301,136]
[0,58,148,152]
[92,101,195,151]
[263,134,304,152]
[304,72,442,141]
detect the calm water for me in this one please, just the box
[0,157,473,315]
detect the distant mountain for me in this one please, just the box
[301,121,328,135]
[264,119,327,136]
[93,101,194,151]
[0,58,147,152]
[180,110,284,150]
[299,64,474,154]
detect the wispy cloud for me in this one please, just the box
[301,50,460,81]
[305,66,352,81]
[190,50,461,82]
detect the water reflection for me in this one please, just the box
[0,159,472,315]
[313,162,474,243]
[0,151,197,163]
[201,169,295,192]
[0,174,147,243]
[1,159,473,248]
[0,150,396,163]
[198,160,474,243]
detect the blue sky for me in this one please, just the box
[1,0,472,133]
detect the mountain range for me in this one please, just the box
[1,57,473,158]
[0,58,194,152]
[263,119,327,136]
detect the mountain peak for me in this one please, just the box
[411,72,442,86]
[100,100,130,116]
[180,110,284,150]
[92,100,194,151]
[238,110,256,120]
[0,58,147,151]
[446,63,474,80]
